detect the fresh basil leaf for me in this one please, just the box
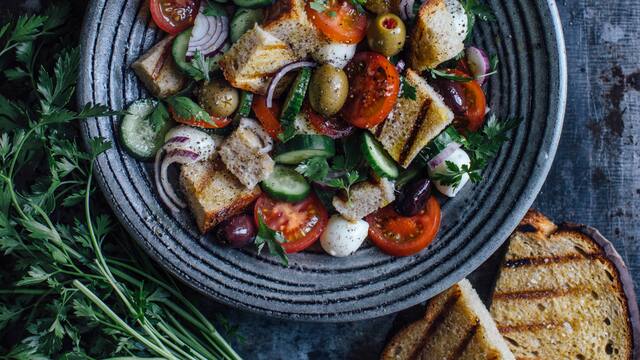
[148,102,170,131]
[165,96,211,124]
[400,76,417,100]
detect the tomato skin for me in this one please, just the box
[434,69,487,132]
[254,194,329,254]
[366,196,441,257]
[168,107,232,128]
[252,95,282,140]
[150,0,201,35]
[342,52,400,129]
[306,0,367,44]
[306,106,354,139]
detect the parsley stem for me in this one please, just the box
[73,280,175,359]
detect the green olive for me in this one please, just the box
[197,79,239,118]
[308,64,349,117]
[364,0,391,14]
[366,13,406,57]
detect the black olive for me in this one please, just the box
[395,177,433,217]
[216,214,257,248]
[432,78,468,116]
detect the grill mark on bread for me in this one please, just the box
[447,320,479,360]
[497,321,563,334]
[408,289,461,360]
[399,99,431,165]
[152,39,173,80]
[493,287,587,301]
[504,253,605,268]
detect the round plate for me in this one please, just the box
[78,0,566,321]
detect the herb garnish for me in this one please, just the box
[0,7,241,359]
[428,68,474,82]
[462,0,496,40]
[254,212,289,266]
[203,1,227,17]
[423,115,522,187]
[165,95,211,124]
[400,76,417,100]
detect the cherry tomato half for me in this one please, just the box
[306,106,354,139]
[341,52,400,129]
[252,95,282,140]
[365,196,441,257]
[434,69,487,132]
[254,194,329,253]
[306,0,367,44]
[168,107,232,129]
[150,0,201,35]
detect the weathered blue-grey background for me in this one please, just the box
[4,1,638,359]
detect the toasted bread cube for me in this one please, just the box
[332,179,396,222]
[219,118,275,189]
[131,36,187,98]
[262,0,322,57]
[408,0,467,71]
[371,69,454,168]
[219,25,297,95]
[180,159,262,234]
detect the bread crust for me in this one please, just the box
[492,210,639,360]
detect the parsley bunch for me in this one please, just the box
[0,5,241,359]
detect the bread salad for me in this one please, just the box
[123,0,519,264]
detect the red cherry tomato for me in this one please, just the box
[306,0,367,44]
[254,194,329,254]
[168,107,231,129]
[149,0,201,35]
[365,196,441,257]
[341,52,400,129]
[306,106,354,139]
[252,95,282,140]
[435,69,488,132]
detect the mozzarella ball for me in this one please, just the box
[428,147,471,197]
[312,42,357,69]
[320,215,369,257]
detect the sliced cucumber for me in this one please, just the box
[274,135,336,165]
[172,28,193,75]
[362,132,399,179]
[261,165,311,202]
[120,99,173,160]
[234,91,253,119]
[279,67,312,139]
[230,8,263,43]
[231,0,272,9]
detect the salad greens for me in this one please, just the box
[0,5,241,359]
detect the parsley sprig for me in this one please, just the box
[424,116,522,187]
[254,212,289,266]
[0,7,241,360]
[462,0,496,40]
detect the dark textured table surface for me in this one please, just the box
[5,1,639,359]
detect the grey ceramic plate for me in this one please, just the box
[78,0,567,321]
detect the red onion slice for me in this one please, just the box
[395,59,406,73]
[160,149,201,208]
[154,150,182,213]
[428,142,462,169]
[186,14,229,59]
[266,61,317,108]
[465,46,491,85]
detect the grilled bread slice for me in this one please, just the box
[332,178,396,222]
[180,158,262,234]
[382,279,516,360]
[490,210,639,360]
[262,0,321,57]
[219,25,297,95]
[131,36,187,98]
[371,69,454,168]
[407,0,467,71]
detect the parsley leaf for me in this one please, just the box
[400,76,417,100]
[148,101,170,131]
[462,0,496,40]
[254,212,288,266]
[295,157,330,181]
[165,96,211,125]
[428,68,474,82]
[189,49,212,82]
[310,0,330,13]
[430,160,482,188]
[458,115,521,167]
